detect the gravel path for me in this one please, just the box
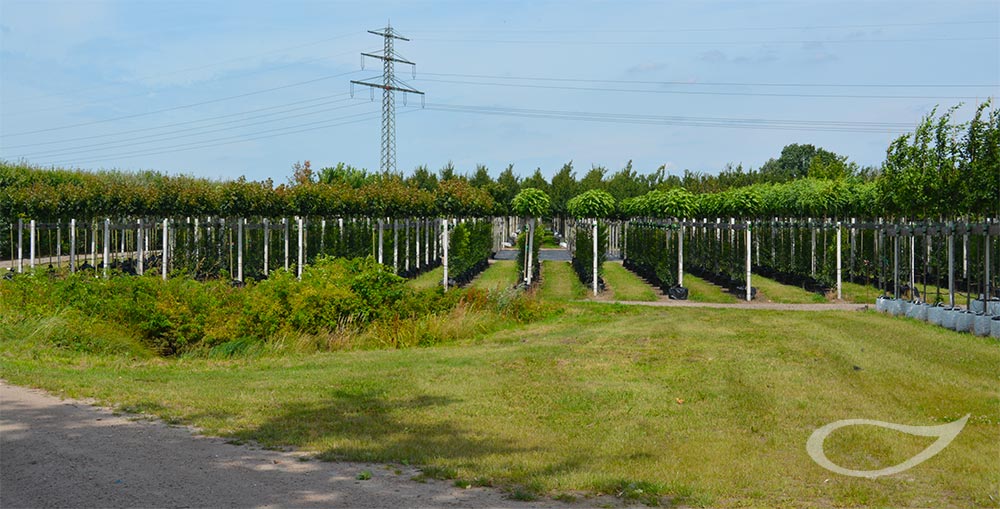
[0,382,583,509]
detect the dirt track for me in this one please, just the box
[0,382,580,509]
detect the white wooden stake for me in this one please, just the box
[137,219,144,275]
[745,221,752,302]
[442,218,449,291]
[70,219,76,273]
[237,217,244,282]
[377,218,384,265]
[103,218,110,278]
[16,218,23,273]
[162,218,169,280]
[527,217,536,285]
[297,216,304,279]
[948,227,955,307]
[678,223,684,287]
[283,218,289,271]
[416,219,421,269]
[592,218,598,296]
[29,219,36,270]
[263,218,270,276]
[393,218,399,273]
[836,221,842,300]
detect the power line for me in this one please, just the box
[37,107,392,168]
[418,78,986,100]
[409,20,998,33]
[2,51,361,119]
[1,93,352,150]
[2,70,365,138]
[7,31,365,105]
[423,102,914,134]
[12,99,363,160]
[418,36,998,46]
[421,72,997,89]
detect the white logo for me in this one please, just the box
[807,414,969,478]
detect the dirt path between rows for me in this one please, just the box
[0,381,584,509]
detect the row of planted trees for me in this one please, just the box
[2,164,508,290]
[499,182,997,314]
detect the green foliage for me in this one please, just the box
[566,189,616,219]
[511,188,551,218]
[447,221,493,280]
[0,257,411,356]
[619,188,694,219]
[0,162,493,221]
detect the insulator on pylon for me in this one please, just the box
[350,82,355,98]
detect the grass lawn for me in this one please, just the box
[752,275,828,304]
[603,263,658,301]
[471,261,520,291]
[682,273,740,303]
[538,261,586,301]
[406,266,444,291]
[2,304,996,508]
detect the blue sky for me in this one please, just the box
[1,0,997,182]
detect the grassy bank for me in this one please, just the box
[2,300,997,507]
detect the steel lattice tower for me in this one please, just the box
[351,24,424,174]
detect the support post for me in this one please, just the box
[985,219,991,306]
[909,225,915,299]
[745,221,752,302]
[393,218,399,273]
[237,217,244,282]
[57,220,62,268]
[526,218,535,285]
[678,223,684,287]
[283,218,289,271]
[103,218,110,278]
[416,219,421,269]
[442,218,449,291]
[836,221,842,300]
[70,219,76,273]
[137,219,144,275]
[592,218,598,296]
[16,218,23,273]
[297,216,304,279]
[162,218,169,280]
[263,218,270,276]
[810,218,816,277]
[378,218,384,265]
[893,229,899,299]
[29,219,36,271]
[948,227,955,307]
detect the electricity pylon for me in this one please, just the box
[351,23,424,174]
